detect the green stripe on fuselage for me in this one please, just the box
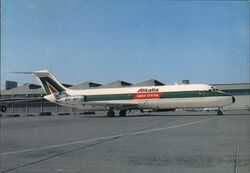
[86,94,132,101]
[85,91,230,102]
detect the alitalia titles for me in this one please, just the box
[137,88,159,93]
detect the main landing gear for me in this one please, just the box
[119,110,127,117]
[107,109,127,117]
[217,109,223,115]
[107,110,115,117]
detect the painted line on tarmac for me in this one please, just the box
[1,118,215,156]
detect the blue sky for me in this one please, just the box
[1,0,249,87]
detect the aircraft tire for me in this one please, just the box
[107,110,115,117]
[217,110,223,115]
[119,110,127,117]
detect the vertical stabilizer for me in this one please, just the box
[32,70,67,95]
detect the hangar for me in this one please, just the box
[0,80,249,116]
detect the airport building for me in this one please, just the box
[0,80,249,116]
[5,80,18,90]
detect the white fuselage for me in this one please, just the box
[44,84,234,111]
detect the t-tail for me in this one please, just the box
[32,70,68,95]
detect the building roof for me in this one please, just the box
[70,82,102,89]
[1,83,45,95]
[132,79,165,86]
[99,80,132,88]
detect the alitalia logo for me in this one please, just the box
[137,88,159,92]
[134,88,162,99]
[46,82,58,94]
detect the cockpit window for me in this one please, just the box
[211,87,218,91]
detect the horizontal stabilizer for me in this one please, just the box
[10,72,33,74]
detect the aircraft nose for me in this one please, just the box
[232,96,235,103]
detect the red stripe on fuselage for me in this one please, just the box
[133,92,163,99]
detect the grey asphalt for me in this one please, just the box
[1,111,250,173]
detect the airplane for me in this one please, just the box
[27,70,235,116]
[1,70,235,116]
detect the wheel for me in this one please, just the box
[119,110,127,117]
[217,110,223,115]
[1,106,7,112]
[107,110,115,117]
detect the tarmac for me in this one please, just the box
[1,110,250,173]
